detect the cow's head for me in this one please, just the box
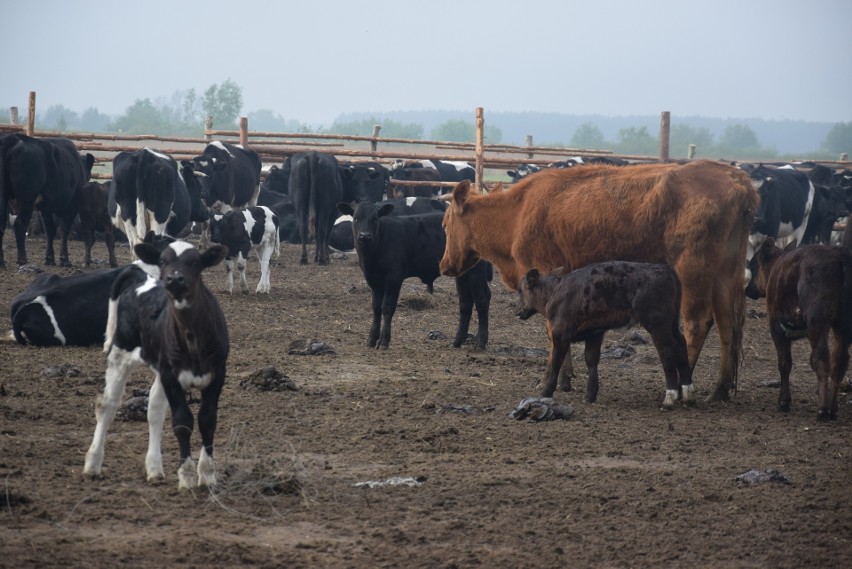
[516,268,541,320]
[750,176,781,236]
[339,164,388,203]
[439,180,481,278]
[744,237,788,300]
[337,200,394,248]
[180,162,211,223]
[262,163,291,196]
[135,241,227,309]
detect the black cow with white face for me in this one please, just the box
[191,141,262,211]
[108,148,209,248]
[0,134,94,267]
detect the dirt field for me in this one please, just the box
[1,235,851,569]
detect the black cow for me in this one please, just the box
[389,167,442,198]
[108,148,209,248]
[390,159,474,197]
[0,134,94,267]
[746,164,815,256]
[331,197,450,252]
[9,233,172,347]
[209,205,280,294]
[339,162,389,203]
[800,184,849,245]
[260,159,291,196]
[79,181,117,268]
[289,151,343,265]
[506,164,542,182]
[191,141,262,210]
[84,240,229,489]
[337,200,491,350]
[257,188,300,244]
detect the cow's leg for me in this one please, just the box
[650,325,688,409]
[378,281,403,349]
[809,327,833,421]
[828,334,850,420]
[13,208,33,266]
[770,323,794,413]
[81,218,95,267]
[145,374,167,482]
[58,216,73,267]
[224,258,235,294]
[0,228,5,268]
[41,211,59,266]
[583,332,606,403]
[255,244,273,294]
[197,220,209,249]
[105,228,118,268]
[368,286,383,348]
[299,219,309,265]
[196,375,223,487]
[452,275,474,348]
[679,280,717,397]
[472,275,491,350]
[674,323,695,405]
[84,348,135,477]
[316,211,334,266]
[237,253,249,294]
[540,332,569,398]
[160,376,196,490]
[558,345,575,392]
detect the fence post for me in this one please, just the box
[475,107,484,191]
[659,111,670,162]
[10,106,19,125]
[525,135,534,160]
[687,144,696,160]
[239,116,248,146]
[204,115,213,141]
[26,91,36,136]
[370,124,382,155]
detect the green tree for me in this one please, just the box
[247,109,305,132]
[202,78,243,128]
[822,122,852,155]
[109,98,169,134]
[430,119,502,143]
[570,122,606,149]
[614,126,657,155]
[43,104,79,131]
[79,107,111,132]
[669,124,714,158]
[719,124,758,151]
[330,117,424,139]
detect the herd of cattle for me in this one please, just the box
[2,131,852,489]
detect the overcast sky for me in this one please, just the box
[2,0,850,127]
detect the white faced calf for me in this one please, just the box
[84,241,229,489]
[209,205,280,294]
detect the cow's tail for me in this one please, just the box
[308,153,318,241]
[0,134,18,234]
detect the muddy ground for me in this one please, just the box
[1,235,851,569]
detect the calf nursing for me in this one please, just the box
[517,262,693,408]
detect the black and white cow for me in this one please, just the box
[0,134,94,267]
[9,233,172,347]
[84,240,229,489]
[389,166,442,198]
[79,181,117,268]
[336,200,491,349]
[209,205,280,294]
[191,141,262,211]
[108,148,209,248]
[339,161,389,203]
[746,164,815,257]
[506,164,542,182]
[289,151,343,265]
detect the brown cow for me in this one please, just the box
[440,160,758,402]
[517,262,693,408]
[745,238,852,420]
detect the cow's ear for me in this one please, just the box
[451,180,471,211]
[84,153,95,178]
[378,203,395,217]
[783,240,797,252]
[337,202,354,216]
[135,243,162,265]
[201,244,229,269]
[524,268,540,286]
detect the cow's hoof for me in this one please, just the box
[706,386,731,403]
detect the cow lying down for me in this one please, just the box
[516,262,694,408]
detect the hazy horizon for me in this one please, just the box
[2,0,851,128]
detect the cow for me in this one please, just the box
[79,181,117,268]
[516,263,693,408]
[289,151,343,265]
[337,200,491,350]
[389,167,442,198]
[745,237,852,420]
[439,161,759,403]
[746,164,815,256]
[257,188,300,244]
[209,205,280,294]
[389,159,474,198]
[260,160,291,197]
[330,197,449,253]
[191,141,262,211]
[9,233,172,347]
[108,148,209,248]
[800,184,849,245]
[84,240,229,489]
[339,162,389,203]
[0,133,94,267]
[506,164,541,183]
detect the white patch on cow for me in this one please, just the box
[178,370,212,391]
[662,389,679,408]
[681,383,695,404]
[173,298,190,310]
[213,214,224,222]
[193,170,208,178]
[209,141,233,157]
[443,161,471,171]
[145,374,167,482]
[30,296,66,345]
[169,240,196,257]
[132,259,161,279]
[778,164,795,170]
[405,197,418,207]
[198,160,209,168]
[334,214,353,226]
[197,447,217,487]
[135,274,158,297]
[419,160,437,169]
[241,209,257,237]
[178,456,197,490]
[143,147,171,161]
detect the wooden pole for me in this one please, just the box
[204,115,213,141]
[26,91,36,136]
[659,111,670,162]
[687,144,696,160]
[525,135,534,160]
[239,116,248,146]
[475,107,484,191]
[370,124,382,154]
[10,106,19,125]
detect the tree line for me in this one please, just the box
[10,79,851,161]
